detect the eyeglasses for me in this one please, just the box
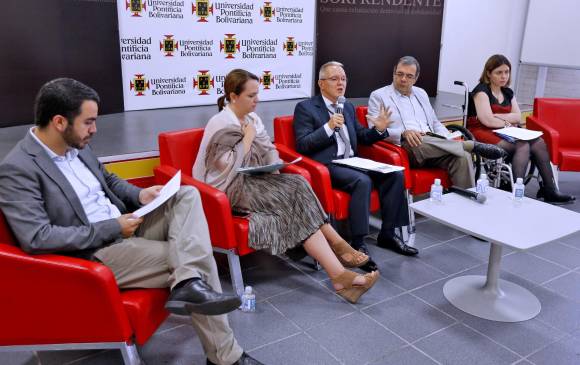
[321,76,348,83]
[394,72,416,80]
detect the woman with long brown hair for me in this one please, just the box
[468,54,574,203]
[192,69,379,304]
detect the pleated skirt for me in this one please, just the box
[233,173,327,255]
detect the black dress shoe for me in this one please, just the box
[207,352,264,365]
[356,244,378,272]
[472,142,507,160]
[538,186,576,204]
[377,234,418,256]
[165,278,241,316]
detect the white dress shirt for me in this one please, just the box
[321,95,354,157]
[30,128,122,223]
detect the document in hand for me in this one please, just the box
[426,131,463,140]
[493,127,543,141]
[237,157,302,175]
[332,157,405,174]
[133,170,181,217]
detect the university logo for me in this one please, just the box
[260,71,274,90]
[192,0,213,22]
[220,34,240,59]
[283,37,297,56]
[126,0,146,17]
[130,74,149,96]
[160,35,179,57]
[193,70,214,95]
[260,2,275,22]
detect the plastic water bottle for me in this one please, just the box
[241,286,255,312]
[430,178,443,203]
[513,177,525,202]
[476,173,489,196]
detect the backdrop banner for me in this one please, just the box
[117,0,315,111]
[316,0,445,97]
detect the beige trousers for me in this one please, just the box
[94,186,243,365]
[403,136,475,189]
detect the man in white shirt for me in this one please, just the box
[367,56,506,188]
[0,78,262,365]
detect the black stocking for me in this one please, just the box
[529,138,557,190]
[496,140,530,181]
[497,138,556,189]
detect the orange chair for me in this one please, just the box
[526,98,580,181]
[273,115,401,232]
[0,210,168,365]
[154,128,312,296]
[355,106,452,238]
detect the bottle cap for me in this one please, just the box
[244,286,252,294]
[434,178,441,185]
[516,177,523,184]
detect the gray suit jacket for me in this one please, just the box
[0,132,142,258]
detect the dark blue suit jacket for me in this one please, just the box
[293,95,385,165]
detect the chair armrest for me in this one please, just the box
[526,115,560,165]
[367,141,413,190]
[154,165,239,250]
[0,243,132,345]
[275,144,334,215]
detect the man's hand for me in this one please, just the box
[402,130,424,147]
[117,214,143,238]
[327,113,345,131]
[366,105,392,132]
[139,185,162,205]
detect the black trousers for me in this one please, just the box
[327,164,409,238]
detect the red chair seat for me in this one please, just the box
[333,190,380,221]
[411,168,452,195]
[559,148,580,171]
[121,289,169,345]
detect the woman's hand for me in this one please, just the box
[242,120,257,153]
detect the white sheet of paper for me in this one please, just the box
[493,127,543,141]
[332,157,405,174]
[132,170,181,218]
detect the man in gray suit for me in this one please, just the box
[0,78,262,365]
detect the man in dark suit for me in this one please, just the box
[293,61,418,271]
[0,78,262,365]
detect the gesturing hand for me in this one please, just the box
[366,105,392,132]
[402,130,424,147]
[139,185,162,205]
[117,214,143,238]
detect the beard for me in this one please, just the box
[63,125,90,149]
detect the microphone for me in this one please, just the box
[334,96,346,132]
[448,185,487,204]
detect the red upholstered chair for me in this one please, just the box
[355,106,452,237]
[0,210,169,365]
[154,128,312,296]
[526,98,580,177]
[273,115,401,227]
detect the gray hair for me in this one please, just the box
[319,61,344,80]
[394,56,420,76]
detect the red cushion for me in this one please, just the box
[559,149,580,171]
[121,289,170,345]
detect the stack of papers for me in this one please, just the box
[332,157,405,174]
[493,127,543,141]
[237,157,302,175]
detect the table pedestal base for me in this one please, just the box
[443,243,541,322]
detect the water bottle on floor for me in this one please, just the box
[430,178,443,203]
[476,173,489,196]
[241,286,256,312]
[513,177,525,202]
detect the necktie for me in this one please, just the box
[332,103,351,158]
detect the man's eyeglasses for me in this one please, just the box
[394,72,416,80]
[321,76,348,83]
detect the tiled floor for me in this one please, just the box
[3,172,580,365]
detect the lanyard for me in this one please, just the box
[389,93,433,133]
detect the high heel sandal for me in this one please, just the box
[332,270,379,304]
[330,240,369,268]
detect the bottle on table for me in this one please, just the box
[430,178,443,203]
[241,286,256,312]
[513,177,525,202]
[476,173,489,196]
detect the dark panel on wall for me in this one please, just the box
[316,0,445,98]
[0,0,123,127]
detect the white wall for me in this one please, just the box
[437,0,528,94]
